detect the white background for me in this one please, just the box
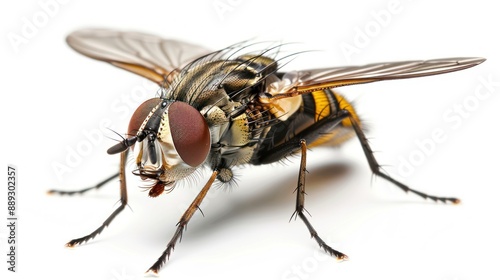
[1,1,499,280]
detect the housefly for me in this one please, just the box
[49,28,485,274]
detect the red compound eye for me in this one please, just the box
[168,102,210,167]
[128,98,161,136]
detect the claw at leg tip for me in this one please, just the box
[337,255,349,262]
[145,269,159,277]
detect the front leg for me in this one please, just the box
[65,150,128,246]
[147,170,218,274]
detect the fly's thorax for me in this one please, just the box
[235,54,278,78]
[220,114,250,146]
[127,98,211,185]
[201,103,255,167]
[168,54,277,107]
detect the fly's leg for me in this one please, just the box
[48,173,119,195]
[256,108,458,261]
[62,151,128,247]
[344,110,460,204]
[255,108,350,258]
[292,139,348,260]
[147,170,218,274]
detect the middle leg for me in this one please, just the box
[291,139,348,260]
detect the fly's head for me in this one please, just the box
[107,98,211,197]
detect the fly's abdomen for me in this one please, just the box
[307,90,361,148]
[252,89,361,164]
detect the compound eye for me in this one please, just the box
[128,98,161,136]
[168,102,210,167]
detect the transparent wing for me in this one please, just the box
[66,28,213,85]
[269,57,485,96]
